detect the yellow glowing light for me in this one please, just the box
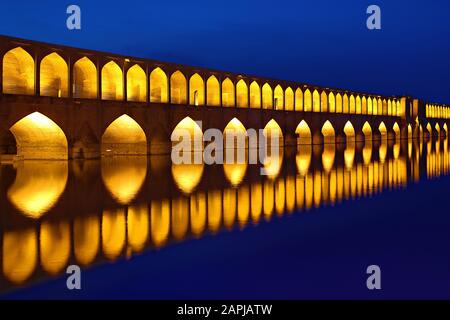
[172,163,204,194]
[151,199,170,247]
[127,64,147,102]
[10,112,68,160]
[150,67,168,103]
[102,209,126,260]
[222,78,235,107]
[7,161,68,218]
[127,204,149,252]
[74,215,100,266]
[3,47,35,95]
[170,70,187,104]
[101,156,147,204]
[296,120,312,145]
[73,56,97,99]
[250,81,261,108]
[40,52,68,97]
[296,144,312,176]
[40,221,70,274]
[2,228,37,284]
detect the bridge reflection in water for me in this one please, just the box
[0,139,449,290]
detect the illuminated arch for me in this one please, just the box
[295,88,303,111]
[367,97,373,115]
[224,117,247,149]
[101,114,147,155]
[150,67,168,103]
[356,96,362,114]
[343,94,349,113]
[321,91,328,112]
[7,161,68,218]
[362,96,367,114]
[321,120,335,144]
[263,119,283,147]
[101,157,147,204]
[377,98,383,115]
[296,120,312,144]
[426,123,432,135]
[336,93,343,113]
[249,81,261,108]
[362,121,372,140]
[236,79,248,108]
[170,70,187,104]
[40,52,68,97]
[127,64,147,102]
[393,122,401,139]
[382,99,387,115]
[9,112,68,159]
[343,121,355,142]
[172,116,203,151]
[224,162,247,186]
[221,78,235,107]
[313,90,320,112]
[388,100,392,116]
[2,228,37,284]
[102,61,123,100]
[284,87,294,111]
[304,89,312,112]
[2,47,34,95]
[262,83,273,109]
[206,75,220,106]
[274,85,284,110]
[328,92,335,112]
[189,73,204,106]
[378,122,387,137]
[349,95,355,114]
[73,57,97,99]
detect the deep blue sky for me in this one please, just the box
[1,0,449,103]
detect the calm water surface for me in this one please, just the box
[1,139,450,299]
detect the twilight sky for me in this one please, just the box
[0,0,449,103]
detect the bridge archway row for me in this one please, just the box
[1,45,411,118]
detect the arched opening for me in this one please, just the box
[367,97,373,115]
[2,47,34,95]
[221,78,234,107]
[101,114,147,155]
[444,123,448,136]
[393,122,401,140]
[362,97,367,114]
[150,67,168,103]
[189,73,204,106]
[40,52,68,97]
[295,88,303,111]
[321,120,335,144]
[435,123,441,137]
[263,119,283,149]
[356,96,362,114]
[101,61,123,100]
[304,89,312,112]
[236,79,248,108]
[206,75,220,106]
[321,91,328,112]
[349,95,355,114]
[249,81,261,108]
[7,161,68,218]
[313,90,320,112]
[362,121,372,140]
[262,83,273,109]
[224,162,247,187]
[172,116,203,152]
[328,92,335,113]
[73,57,97,99]
[170,70,187,104]
[285,87,294,111]
[343,94,349,113]
[296,120,311,145]
[101,156,147,204]
[224,117,247,150]
[9,112,68,159]
[378,122,387,139]
[127,64,147,102]
[336,93,343,113]
[343,121,356,143]
[274,85,284,110]
[377,98,383,115]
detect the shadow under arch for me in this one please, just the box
[9,112,68,160]
[101,114,147,156]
